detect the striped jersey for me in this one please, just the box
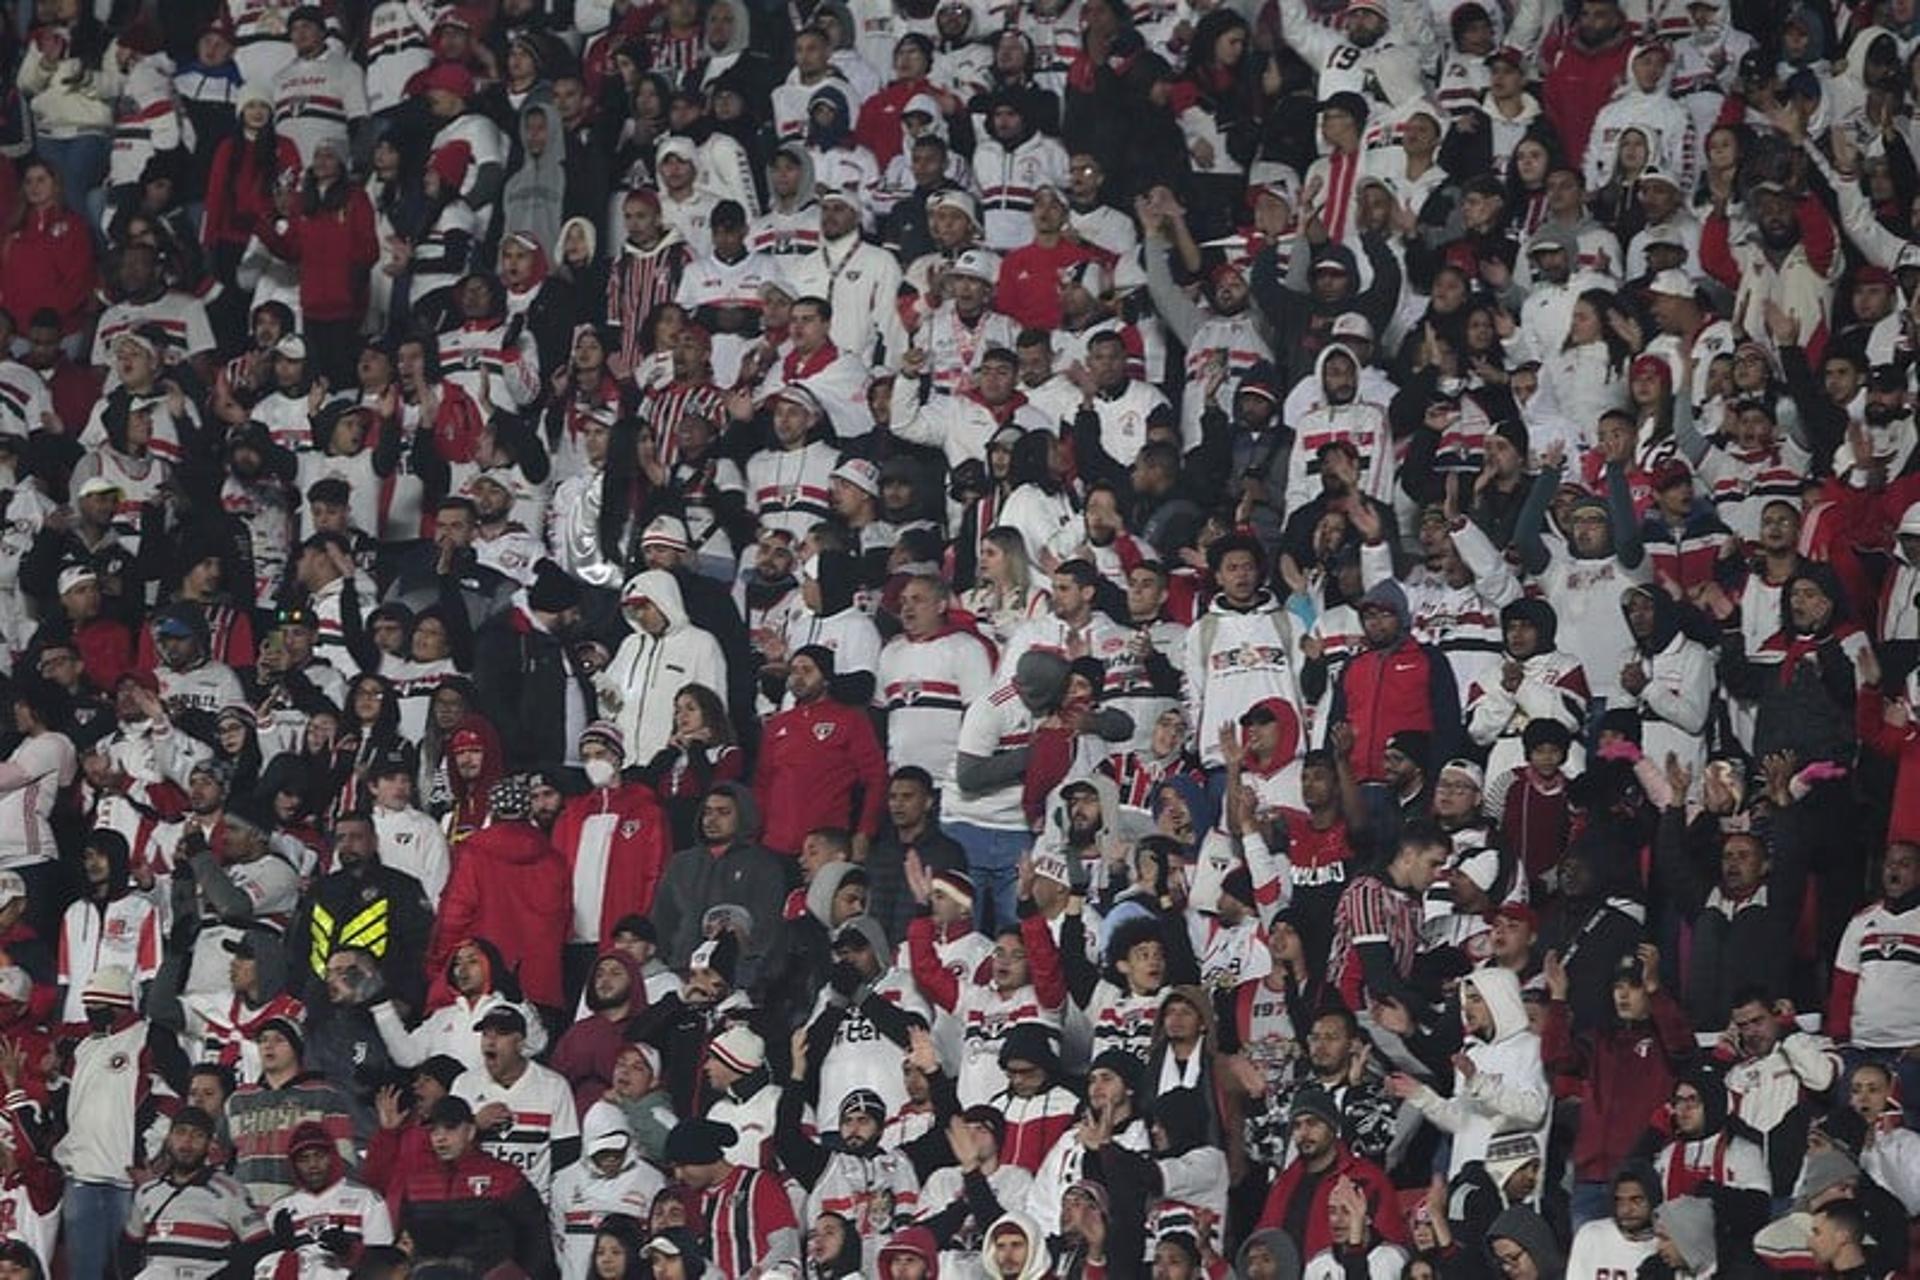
[453,1061,580,1198]
[126,1169,268,1280]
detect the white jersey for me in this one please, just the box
[270,49,366,165]
[1565,1220,1657,1280]
[370,992,550,1074]
[369,805,450,906]
[810,969,932,1122]
[256,1178,394,1280]
[875,630,997,784]
[549,1155,664,1280]
[453,1061,580,1198]
[128,1168,266,1280]
[943,683,1036,831]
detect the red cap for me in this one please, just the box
[449,727,486,753]
[1493,903,1539,931]
[1651,458,1694,490]
[1858,265,1897,288]
[115,669,160,694]
[409,60,476,102]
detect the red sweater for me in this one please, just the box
[1336,640,1444,783]
[0,205,96,335]
[998,239,1101,330]
[550,783,673,936]
[256,187,380,324]
[1540,990,1695,1183]
[754,697,887,855]
[203,133,302,250]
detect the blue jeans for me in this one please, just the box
[36,133,108,218]
[946,821,1030,932]
[1570,1181,1614,1233]
[64,1181,131,1280]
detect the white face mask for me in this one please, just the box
[584,757,619,788]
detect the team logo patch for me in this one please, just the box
[108,1053,129,1071]
[813,722,837,741]
[620,820,642,839]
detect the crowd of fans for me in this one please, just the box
[3,0,1920,1277]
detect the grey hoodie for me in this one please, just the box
[504,99,566,254]
[1234,1229,1302,1280]
[1487,1206,1566,1277]
[651,782,789,967]
[1655,1196,1716,1274]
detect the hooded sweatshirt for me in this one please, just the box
[263,1124,396,1280]
[504,101,567,263]
[1464,597,1592,811]
[596,571,731,766]
[548,1101,666,1280]
[550,951,653,1113]
[1332,580,1460,782]
[57,830,161,1023]
[1486,1206,1566,1278]
[1409,967,1551,1187]
[977,1212,1052,1280]
[430,817,572,1010]
[1584,44,1697,191]
[1283,344,1398,513]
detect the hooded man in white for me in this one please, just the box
[548,1102,665,1280]
[1397,966,1550,1190]
[1584,43,1698,194]
[594,570,730,765]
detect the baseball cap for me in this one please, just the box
[830,458,881,497]
[57,566,98,595]
[75,476,124,499]
[274,335,308,361]
[947,247,1001,283]
[473,1006,528,1035]
[1646,269,1698,299]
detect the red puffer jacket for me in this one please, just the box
[1335,639,1455,783]
[430,817,571,1010]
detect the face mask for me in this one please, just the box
[86,1006,115,1031]
[584,757,619,788]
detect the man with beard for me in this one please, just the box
[1540,0,1635,170]
[891,347,1053,513]
[372,938,550,1073]
[453,1006,581,1199]
[121,1109,269,1280]
[1566,1165,1660,1275]
[1282,349,1396,514]
[286,813,435,1010]
[1703,178,1841,366]
[1063,332,1174,475]
[1184,536,1309,775]
[1141,196,1274,452]
[776,1072,920,1259]
[304,947,398,1104]
[996,559,1140,692]
[552,949,652,1113]
[1254,1088,1407,1263]
[1516,227,1617,364]
[465,470,546,587]
[259,1121,395,1280]
[471,559,593,773]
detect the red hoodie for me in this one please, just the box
[445,714,504,848]
[430,819,571,1010]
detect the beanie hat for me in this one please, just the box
[257,1015,306,1058]
[528,560,582,613]
[929,868,974,911]
[81,965,135,1009]
[580,720,626,761]
[1289,1086,1342,1131]
[792,644,836,677]
[489,775,532,820]
[708,1025,765,1076]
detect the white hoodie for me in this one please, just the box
[1409,966,1550,1186]
[1584,46,1698,192]
[594,571,730,764]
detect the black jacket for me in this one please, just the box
[286,863,436,1012]
[471,608,597,772]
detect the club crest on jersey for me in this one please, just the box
[620,819,642,839]
[814,722,836,741]
[1881,934,1900,958]
[467,1175,492,1195]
